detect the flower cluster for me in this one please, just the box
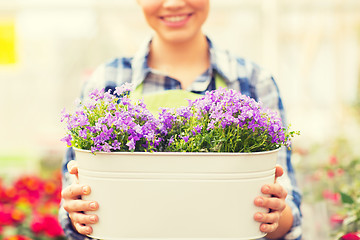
[158,88,295,152]
[62,85,297,153]
[0,172,65,240]
[61,84,160,152]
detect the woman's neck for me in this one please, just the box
[148,33,210,89]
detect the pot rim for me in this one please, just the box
[72,147,281,156]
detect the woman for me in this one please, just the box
[59,1,302,239]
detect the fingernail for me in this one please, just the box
[256,197,264,205]
[90,215,96,223]
[263,185,270,193]
[255,213,263,220]
[82,186,89,194]
[90,202,97,210]
[261,224,267,232]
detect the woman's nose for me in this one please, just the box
[162,0,186,10]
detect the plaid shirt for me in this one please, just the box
[59,36,302,240]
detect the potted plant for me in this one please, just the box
[61,85,297,240]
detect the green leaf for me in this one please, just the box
[340,192,354,204]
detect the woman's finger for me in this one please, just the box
[67,160,78,173]
[63,199,99,213]
[69,211,98,225]
[254,211,281,225]
[73,221,93,235]
[274,165,284,181]
[67,160,79,180]
[260,222,279,233]
[254,196,286,212]
[61,184,91,199]
[261,183,287,199]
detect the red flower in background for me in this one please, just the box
[0,205,11,225]
[336,168,345,176]
[0,171,65,240]
[43,214,64,237]
[322,189,341,205]
[0,204,17,225]
[0,185,17,204]
[329,155,338,165]
[330,213,344,229]
[43,179,62,204]
[30,213,64,237]
[342,232,360,240]
[327,169,335,178]
[30,213,45,235]
[13,176,44,205]
[11,208,26,223]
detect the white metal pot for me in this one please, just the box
[75,148,279,240]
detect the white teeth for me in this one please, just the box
[163,15,187,22]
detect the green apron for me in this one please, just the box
[130,74,227,114]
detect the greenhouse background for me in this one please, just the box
[0,0,359,239]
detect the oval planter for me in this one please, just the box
[75,148,280,240]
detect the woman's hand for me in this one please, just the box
[253,166,293,239]
[61,160,99,235]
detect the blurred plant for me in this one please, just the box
[332,157,360,239]
[0,172,65,240]
[296,137,360,240]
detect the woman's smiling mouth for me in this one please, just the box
[160,13,193,27]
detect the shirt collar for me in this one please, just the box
[207,36,238,84]
[131,35,237,88]
[131,35,153,89]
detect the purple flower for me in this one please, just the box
[101,142,111,152]
[60,108,70,122]
[107,103,116,111]
[89,88,105,101]
[126,138,136,150]
[112,140,122,151]
[194,125,202,133]
[61,135,72,146]
[114,83,133,96]
[168,136,174,146]
[79,129,87,138]
[182,136,189,143]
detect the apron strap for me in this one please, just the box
[129,73,228,115]
[132,73,227,97]
[214,73,227,89]
[131,81,144,101]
